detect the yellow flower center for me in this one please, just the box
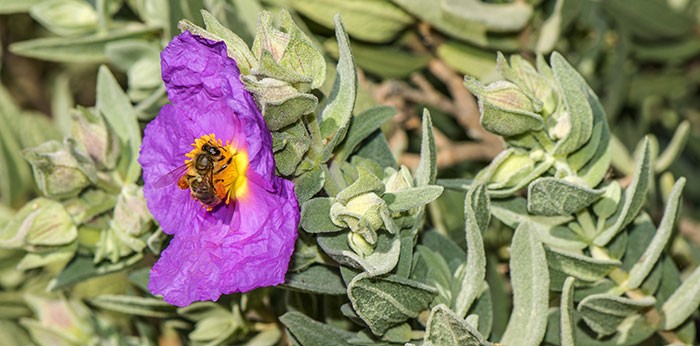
[183,134,248,210]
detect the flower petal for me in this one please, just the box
[148,178,298,306]
[160,31,274,179]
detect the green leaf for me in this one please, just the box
[9,26,159,63]
[30,0,98,36]
[96,66,141,183]
[291,0,413,43]
[560,277,575,346]
[545,247,620,283]
[336,106,395,163]
[594,137,651,246]
[602,0,693,40]
[90,295,176,318]
[324,39,430,79]
[661,262,700,330]
[48,253,142,291]
[0,0,43,13]
[280,311,355,346]
[271,120,311,176]
[200,10,256,75]
[490,198,583,250]
[437,42,497,80]
[336,167,384,204]
[454,184,487,318]
[421,230,467,273]
[568,122,604,172]
[277,10,327,90]
[544,307,656,346]
[391,0,488,46]
[320,15,357,161]
[500,222,549,346]
[576,83,612,189]
[355,132,397,169]
[625,178,685,290]
[17,243,77,270]
[348,272,437,335]
[536,0,565,54]
[424,304,488,346]
[415,109,437,187]
[300,198,343,234]
[415,245,452,307]
[283,265,346,295]
[383,186,443,213]
[592,181,621,220]
[317,231,401,276]
[551,52,594,155]
[441,0,532,33]
[527,177,604,216]
[577,294,655,336]
[655,120,690,173]
[294,166,325,204]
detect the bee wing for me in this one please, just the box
[153,164,189,189]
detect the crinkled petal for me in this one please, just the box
[160,31,274,178]
[148,178,298,306]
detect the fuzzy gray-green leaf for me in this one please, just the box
[294,166,325,204]
[424,304,488,346]
[391,0,488,46]
[500,222,549,346]
[384,186,443,213]
[320,15,357,161]
[291,0,413,43]
[577,294,655,336]
[551,52,594,155]
[200,10,256,74]
[300,198,343,234]
[415,109,437,186]
[348,272,436,335]
[441,0,531,33]
[594,137,651,246]
[90,295,176,318]
[655,120,690,173]
[626,178,685,290]
[96,66,141,183]
[9,26,159,63]
[454,184,487,318]
[317,231,400,276]
[560,277,575,346]
[336,106,395,162]
[545,247,620,282]
[281,311,355,346]
[284,265,346,295]
[527,177,604,216]
[661,262,700,330]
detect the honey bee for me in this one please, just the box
[154,139,236,211]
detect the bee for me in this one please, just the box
[154,139,236,211]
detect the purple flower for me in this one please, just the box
[138,31,299,307]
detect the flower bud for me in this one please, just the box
[348,232,375,257]
[71,107,120,170]
[488,151,535,189]
[21,295,92,345]
[0,198,77,249]
[384,166,414,193]
[22,140,93,199]
[331,192,387,245]
[111,184,151,238]
[465,78,544,137]
[507,55,558,116]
